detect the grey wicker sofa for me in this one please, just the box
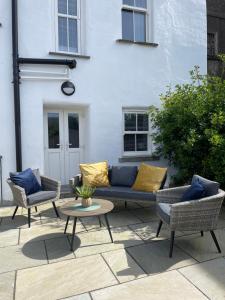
[70,166,167,206]
[7,172,61,227]
[156,175,225,258]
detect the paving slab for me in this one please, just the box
[126,240,196,275]
[129,207,158,222]
[180,257,225,300]
[16,254,117,300]
[91,270,207,300]
[0,228,19,247]
[0,271,15,300]
[106,211,142,228]
[102,249,146,283]
[61,293,91,300]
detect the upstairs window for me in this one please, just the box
[122,0,147,42]
[57,0,80,53]
[123,111,150,155]
[207,32,218,57]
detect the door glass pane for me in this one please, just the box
[68,113,79,148]
[137,114,148,131]
[58,0,67,14]
[68,0,77,16]
[58,16,68,51]
[124,134,135,151]
[68,18,78,52]
[135,0,147,8]
[125,113,136,131]
[134,12,146,42]
[48,113,60,149]
[137,134,148,151]
[122,10,134,41]
[123,0,134,6]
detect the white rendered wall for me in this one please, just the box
[0,0,207,201]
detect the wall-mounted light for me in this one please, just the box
[61,81,75,96]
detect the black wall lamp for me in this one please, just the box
[61,81,75,96]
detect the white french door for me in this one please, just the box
[44,110,83,184]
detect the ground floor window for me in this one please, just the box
[123,110,150,155]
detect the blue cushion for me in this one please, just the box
[157,203,171,224]
[10,168,42,195]
[182,181,205,201]
[94,186,156,201]
[191,175,219,197]
[110,166,138,187]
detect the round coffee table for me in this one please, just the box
[60,198,114,251]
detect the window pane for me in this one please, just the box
[135,0,147,8]
[123,0,135,6]
[125,113,136,131]
[68,113,79,148]
[48,113,60,149]
[68,18,78,52]
[137,114,148,131]
[134,12,146,42]
[122,10,134,41]
[58,17,68,52]
[124,134,135,151]
[68,0,77,16]
[137,134,148,151]
[58,0,67,14]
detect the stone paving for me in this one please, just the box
[0,200,225,300]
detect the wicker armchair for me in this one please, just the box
[156,176,225,258]
[7,175,61,227]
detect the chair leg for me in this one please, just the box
[28,208,31,228]
[156,220,163,237]
[125,201,127,209]
[210,230,221,253]
[12,206,18,219]
[52,202,60,218]
[169,231,175,258]
[75,196,78,200]
[98,216,102,227]
[201,231,204,237]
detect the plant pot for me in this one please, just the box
[81,197,92,208]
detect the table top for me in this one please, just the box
[59,198,114,217]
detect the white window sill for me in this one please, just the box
[116,39,158,47]
[49,51,90,59]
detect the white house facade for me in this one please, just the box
[0,0,207,201]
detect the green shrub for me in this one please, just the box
[149,58,225,187]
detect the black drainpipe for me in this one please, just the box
[11,0,76,171]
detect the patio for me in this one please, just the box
[0,200,225,300]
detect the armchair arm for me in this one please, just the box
[41,176,61,197]
[7,179,27,208]
[156,185,190,204]
[170,189,225,231]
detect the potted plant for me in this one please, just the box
[75,185,95,207]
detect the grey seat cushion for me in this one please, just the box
[192,175,219,197]
[157,203,171,224]
[110,166,138,187]
[27,191,57,205]
[94,186,156,201]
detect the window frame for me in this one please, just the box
[122,110,151,156]
[55,0,81,55]
[207,31,218,57]
[121,0,149,42]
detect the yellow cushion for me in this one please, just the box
[132,164,167,192]
[80,161,110,187]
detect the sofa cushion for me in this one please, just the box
[132,163,167,192]
[157,203,171,224]
[94,186,156,201]
[27,191,57,205]
[191,175,219,197]
[182,181,205,201]
[10,168,42,195]
[110,166,138,187]
[80,161,110,187]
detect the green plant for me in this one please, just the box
[149,59,225,187]
[75,185,95,199]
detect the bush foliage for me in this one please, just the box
[149,58,225,186]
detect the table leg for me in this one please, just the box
[98,216,102,227]
[64,216,70,234]
[70,217,77,251]
[104,214,113,243]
